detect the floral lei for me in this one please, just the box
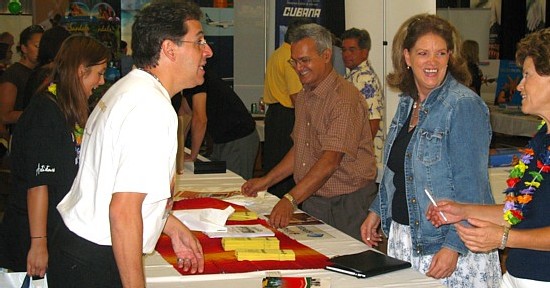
[503,121,550,225]
[47,83,83,145]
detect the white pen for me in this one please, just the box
[424,189,448,222]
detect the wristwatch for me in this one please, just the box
[283,193,298,210]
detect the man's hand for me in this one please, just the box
[268,198,295,228]
[241,177,270,197]
[184,154,196,162]
[426,247,458,279]
[165,215,204,273]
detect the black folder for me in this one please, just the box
[325,250,411,278]
[193,161,227,174]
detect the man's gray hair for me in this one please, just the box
[291,23,332,55]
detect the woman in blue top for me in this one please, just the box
[361,14,501,287]
[428,27,550,288]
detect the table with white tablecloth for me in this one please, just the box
[144,161,444,288]
[489,105,540,137]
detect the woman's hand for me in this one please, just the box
[455,218,503,252]
[27,238,48,278]
[360,212,383,247]
[426,247,458,279]
[426,200,467,227]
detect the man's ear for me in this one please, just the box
[322,48,332,63]
[161,39,177,62]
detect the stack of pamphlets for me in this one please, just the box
[205,224,275,238]
[236,249,295,261]
[227,211,258,221]
[222,237,280,251]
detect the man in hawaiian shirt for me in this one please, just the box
[341,28,384,166]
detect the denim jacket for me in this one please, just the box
[371,74,494,256]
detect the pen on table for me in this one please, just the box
[325,266,365,278]
[424,189,448,222]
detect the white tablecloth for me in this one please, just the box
[145,161,444,287]
[489,166,510,204]
[255,120,264,142]
[489,105,540,137]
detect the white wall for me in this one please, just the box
[233,0,267,110]
[345,0,436,133]
[437,8,490,60]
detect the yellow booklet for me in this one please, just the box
[228,211,258,221]
[222,237,280,251]
[235,249,295,261]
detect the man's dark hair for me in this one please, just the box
[132,1,202,68]
[341,28,371,51]
[284,18,315,43]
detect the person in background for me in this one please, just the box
[361,14,501,287]
[461,39,483,96]
[23,25,71,109]
[341,27,384,166]
[50,2,212,286]
[0,31,16,158]
[0,36,109,279]
[0,32,14,67]
[0,25,44,134]
[0,43,10,74]
[0,43,9,157]
[119,40,134,77]
[262,18,311,198]
[174,66,259,179]
[243,23,377,241]
[427,27,550,288]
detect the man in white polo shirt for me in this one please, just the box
[48,2,213,287]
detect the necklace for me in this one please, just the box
[408,101,420,129]
[503,121,550,225]
[138,67,162,85]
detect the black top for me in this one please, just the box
[507,124,550,281]
[175,68,255,144]
[467,62,482,96]
[388,106,415,225]
[0,92,78,271]
[0,62,33,132]
[23,65,52,111]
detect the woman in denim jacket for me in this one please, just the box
[360,14,502,287]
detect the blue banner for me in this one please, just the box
[275,0,325,47]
